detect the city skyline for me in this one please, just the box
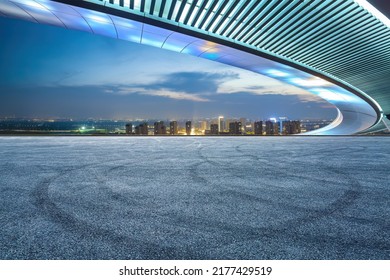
[0,16,337,120]
[0,115,331,136]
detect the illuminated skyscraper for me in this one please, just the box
[185,121,191,135]
[135,123,148,135]
[254,121,263,135]
[218,116,224,133]
[283,121,301,135]
[225,119,231,132]
[229,121,242,135]
[154,121,166,135]
[240,118,246,133]
[125,123,133,134]
[265,121,279,136]
[210,124,219,135]
[279,117,288,134]
[169,121,178,135]
[200,121,207,131]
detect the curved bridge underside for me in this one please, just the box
[1,0,389,134]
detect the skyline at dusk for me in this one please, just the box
[0,16,337,120]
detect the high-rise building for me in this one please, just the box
[240,118,246,133]
[265,120,279,135]
[154,121,166,135]
[218,116,224,133]
[125,123,133,134]
[283,120,301,135]
[246,122,254,133]
[254,121,263,135]
[225,119,231,132]
[199,121,207,131]
[229,121,242,135]
[169,121,178,135]
[278,117,288,134]
[135,122,148,135]
[210,124,219,135]
[185,121,191,135]
[292,120,302,134]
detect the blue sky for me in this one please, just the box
[0,16,336,120]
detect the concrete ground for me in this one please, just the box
[0,136,389,259]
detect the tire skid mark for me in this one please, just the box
[32,160,198,259]
[234,143,364,223]
[234,144,358,186]
[209,144,385,254]
[155,203,390,257]
[28,138,389,259]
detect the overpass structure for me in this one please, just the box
[0,0,389,134]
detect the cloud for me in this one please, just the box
[103,71,240,102]
[115,87,210,102]
[142,89,210,102]
[148,71,239,94]
[102,70,331,106]
[216,75,328,103]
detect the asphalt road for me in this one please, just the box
[0,136,389,259]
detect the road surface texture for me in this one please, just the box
[0,136,389,259]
